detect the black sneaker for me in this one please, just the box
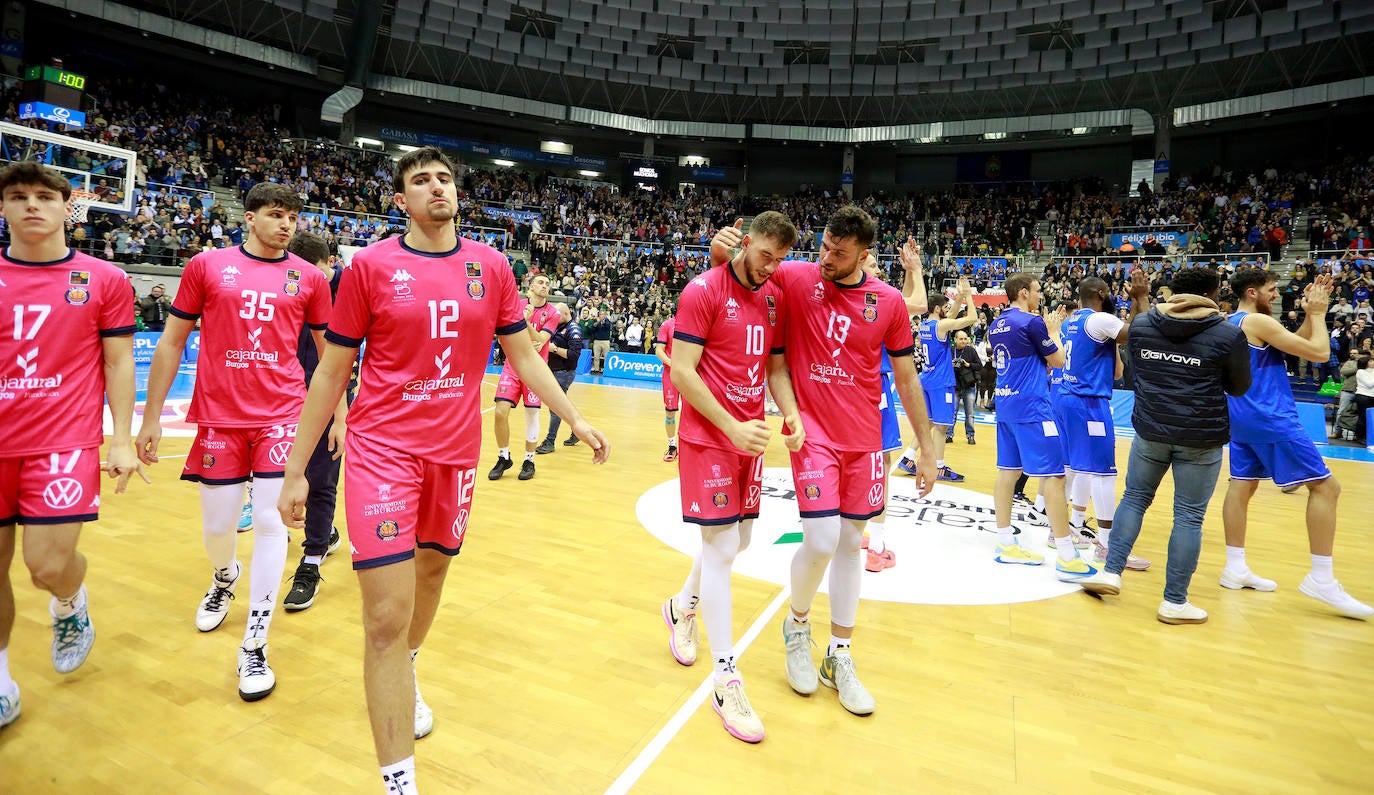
[488,455,513,480]
[967,436,976,445]
[518,460,536,481]
[283,561,321,612]
[945,436,954,444]
[563,436,580,447]
[535,440,555,455]
[1012,492,1033,507]
[326,527,341,557]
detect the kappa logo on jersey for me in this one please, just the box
[812,281,826,303]
[390,270,416,283]
[42,477,83,510]
[268,441,293,467]
[691,276,708,287]
[16,348,38,378]
[221,265,240,286]
[725,297,740,320]
[689,501,701,513]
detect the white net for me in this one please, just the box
[67,191,97,225]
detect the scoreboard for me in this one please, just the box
[19,64,87,129]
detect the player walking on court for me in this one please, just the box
[0,162,143,731]
[715,207,938,716]
[138,183,337,702]
[277,148,608,794]
[899,276,978,481]
[652,310,680,461]
[661,211,801,743]
[489,273,561,481]
[987,273,1097,582]
[1220,269,1371,618]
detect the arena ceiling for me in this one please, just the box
[87,0,1374,126]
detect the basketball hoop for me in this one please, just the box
[67,190,98,225]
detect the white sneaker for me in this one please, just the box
[710,678,765,743]
[237,641,276,701]
[50,594,96,674]
[1156,601,1208,625]
[781,616,818,695]
[1219,567,1277,592]
[1299,575,1374,619]
[196,567,239,632]
[661,596,698,666]
[414,674,434,739]
[820,648,875,716]
[1079,570,1122,596]
[0,686,19,730]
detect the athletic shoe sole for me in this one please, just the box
[283,594,315,612]
[661,600,696,666]
[710,697,764,743]
[239,682,276,702]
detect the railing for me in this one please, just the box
[1046,252,1270,272]
[1310,249,1374,266]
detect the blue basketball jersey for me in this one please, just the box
[919,318,954,389]
[1060,308,1117,398]
[880,348,892,375]
[1226,311,1304,442]
[988,307,1056,421]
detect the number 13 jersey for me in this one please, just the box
[325,236,525,465]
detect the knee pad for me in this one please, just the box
[524,406,541,443]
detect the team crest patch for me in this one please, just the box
[768,309,777,327]
[712,492,729,508]
[65,287,90,305]
[765,295,775,308]
[467,280,485,299]
[286,269,301,281]
[376,520,400,541]
[864,292,878,305]
[804,484,821,501]
[863,306,878,323]
[283,281,300,296]
[466,262,483,278]
[69,270,90,286]
[201,454,215,469]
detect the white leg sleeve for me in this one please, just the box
[790,515,841,616]
[199,483,243,572]
[243,478,289,646]
[1091,475,1118,523]
[828,519,867,629]
[1071,470,1092,509]
[699,523,742,665]
[524,406,541,444]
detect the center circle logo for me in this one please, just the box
[636,467,1082,606]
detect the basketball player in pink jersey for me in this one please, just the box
[0,162,143,730]
[712,207,937,717]
[489,273,561,481]
[661,210,802,743]
[277,147,608,795]
[651,311,680,461]
[136,182,337,703]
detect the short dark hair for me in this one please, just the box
[1230,267,1275,298]
[1077,276,1109,303]
[244,182,303,214]
[1171,267,1220,297]
[749,210,798,250]
[393,147,455,193]
[287,230,330,265]
[928,293,950,312]
[0,161,71,200]
[1004,273,1036,302]
[825,205,876,249]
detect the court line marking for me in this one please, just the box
[604,585,791,795]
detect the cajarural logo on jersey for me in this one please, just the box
[636,468,1082,606]
[402,345,465,401]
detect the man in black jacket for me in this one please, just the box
[535,303,583,453]
[1080,267,1250,625]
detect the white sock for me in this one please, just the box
[1070,508,1086,527]
[1225,545,1247,571]
[51,584,87,619]
[1034,494,1046,512]
[524,451,535,462]
[0,647,13,692]
[1096,526,1112,547]
[827,635,851,656]
[789,610,809,625]
[244,479,289,647]
[303,554,323,566]
[900,444,918,462]
[713,653,738,683]
[381,756,419,795]
[997,526,1015,546]
[668,436,677,447]
[498,447,510,459]
[1310,554,1335,583]
[866,519,886,554]
[1054,535,1077,560]
[936,459,945,470]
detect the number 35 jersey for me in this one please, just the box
[171,245,332,427]
[326,236,525,466]
[773,261,916,452]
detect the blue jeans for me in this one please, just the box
[948,385,977,440]
[1106,437,1223,604]
[543,368,578,442]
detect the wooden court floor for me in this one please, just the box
[2,377,1372,794]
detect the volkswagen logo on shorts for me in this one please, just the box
[452,508,469,544]
[868,483,885,507]
[43,478,83,510]
[746,484,761,510]
[269,441,293,466]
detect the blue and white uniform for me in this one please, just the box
[1226,311,1331,487]
[919,317,956,426]
[878,349,902,453]
[1058,308,1123,475]
[989,307,1065,476]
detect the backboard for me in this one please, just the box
[0,121,135,215]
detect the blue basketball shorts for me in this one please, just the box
[996,419,1067,478]
[1228,438,1331,488]
[1058,394,1117,476]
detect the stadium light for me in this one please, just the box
[1071,127,1089,135]
[983,132,1007,140]
[493,159,516,167]
[578,170,600,178]
[354,137,383,147]
[397,145,418,152]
